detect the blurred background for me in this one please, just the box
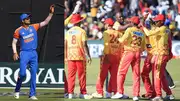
[65,0,180,40]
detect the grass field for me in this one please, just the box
[64,58,180,101]
[0,89,65,101]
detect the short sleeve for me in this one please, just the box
[65,31,68,40]
[32,23,40,31]
[13,28,20,39]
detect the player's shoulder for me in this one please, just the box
[160,26,167,31]
[103,30,110,35]
[15,26,23,33]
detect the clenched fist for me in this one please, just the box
[50,4,55,14]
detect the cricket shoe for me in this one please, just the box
[169,85,176,89]
[151,96,163,101]
[164,94,175,100]
[29,96,38,100]
[64,93,68,98]
[133,96,139,101]
[92,92,103,98]
[14,92,19,99]
[105,92,112,98]
[79,94,93,99]
[68,93,76,99]
[142,93,155,99]
[111,92,129,99]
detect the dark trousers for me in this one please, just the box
[165,69,175,87]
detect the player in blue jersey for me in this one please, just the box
[12,5,54,100]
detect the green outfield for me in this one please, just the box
[0,89,65,101]
[64,58,180,101]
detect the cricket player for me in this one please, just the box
[111,16,145,101]
[12,5,54,100]
[142,16,175,100]
[141,19,157,99]
[64,1,82,98]
[164,19,176,89]
[113,12,133,31]
[143,14,174,101]
[92,18,123,98]
[65,13,92,99]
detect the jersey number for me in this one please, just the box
[131,35,142,46]
[71,35,76,44]
[110,34,119,44]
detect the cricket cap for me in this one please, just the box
[20,13,31,21]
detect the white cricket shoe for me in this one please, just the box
[105,92,112,98]
[151,96,163,101]
[29,96,38,100]
[92,92,103,98]
[14,92,19,99]
[111,92,123,99]
[133,96,139,101]
[79,94,93,99]
[164,95,175,100]
[64,93,68,98]
[68,93,75,99]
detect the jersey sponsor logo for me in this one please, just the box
[23,33,34,43]
[133,31,143,36]
[22,33,34,39]
[24,37,34,43]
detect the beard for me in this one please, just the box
[24,22,31,25]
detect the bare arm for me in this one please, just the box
[84,41,91,59]
[118,23,132,31]
[39,5,55,28]
[12,38,18,54]
[83,41,92,64]
[12,38,19,61]
[39,13,53,28]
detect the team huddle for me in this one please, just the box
[64,1,175,101]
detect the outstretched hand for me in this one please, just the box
[50,4,55,14]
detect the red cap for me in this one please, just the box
[130,16,140,25]
[104,18,114,26]
[153,14,165,21]
[70,14,85,24]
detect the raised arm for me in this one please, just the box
[118,23,133,31]
[64,1,82,26]
[39,5,55,28]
